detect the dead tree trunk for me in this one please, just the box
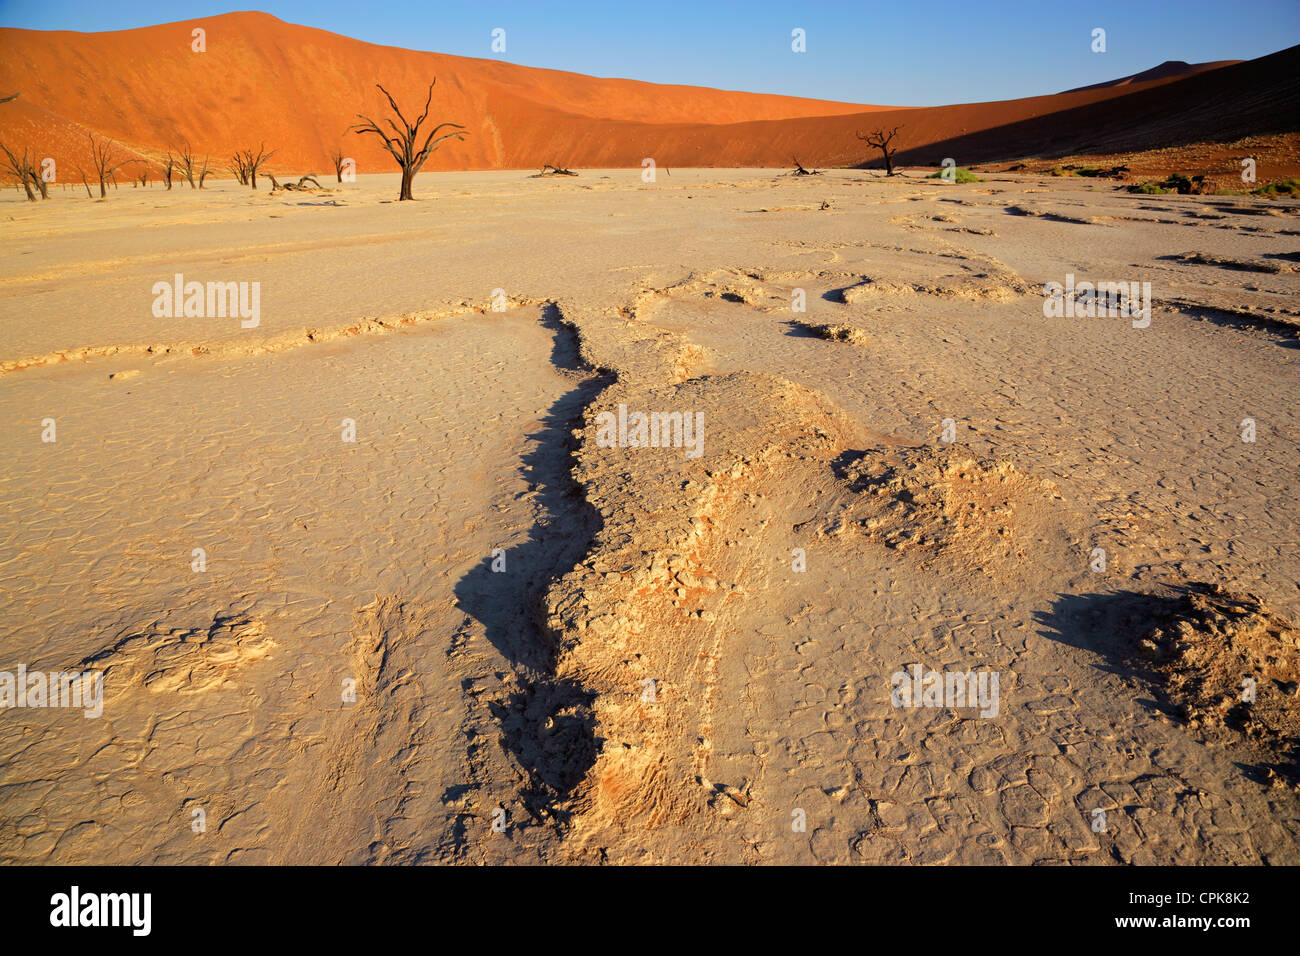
[856,126,902,176]
[349,80,466,201]
[88,133,140,198]
[246,144,273,189]
[0,143,38,200]
[231,144,274,189]
[268,174,323,192]
[173,143,197,188]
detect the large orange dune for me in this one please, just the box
[0,10,1296,177]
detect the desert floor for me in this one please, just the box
[1,168,1297,864]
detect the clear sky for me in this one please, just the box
[2,0,1297,106]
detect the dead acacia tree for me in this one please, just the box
[349,80,466,200]
[857,126,902,176]
[329,148,345,183]
[0,143,40,200]
[172,149,211,188]
[173,145,194,188]
[267,174,322,192]
[230,143,274,189]
[245,145,271,189]
[172,142,200,188]
[162,150,175,190]
[87,133,140,198]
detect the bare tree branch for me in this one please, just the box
[231,143,275,189]
[856,126,903,176]
[0,142,40,201]
[172,142,197,188]
[87,133,141,198]
[348,79,466,200]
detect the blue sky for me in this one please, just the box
[2,0,1297,106]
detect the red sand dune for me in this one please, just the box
[0,11,1296,176]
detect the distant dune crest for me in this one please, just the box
[1060,59,1240,94]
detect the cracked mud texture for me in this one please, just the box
[1,168,1297,863]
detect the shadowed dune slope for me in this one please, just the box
[1060,59,1239,94]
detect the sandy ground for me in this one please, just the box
[1,168,1297,864]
